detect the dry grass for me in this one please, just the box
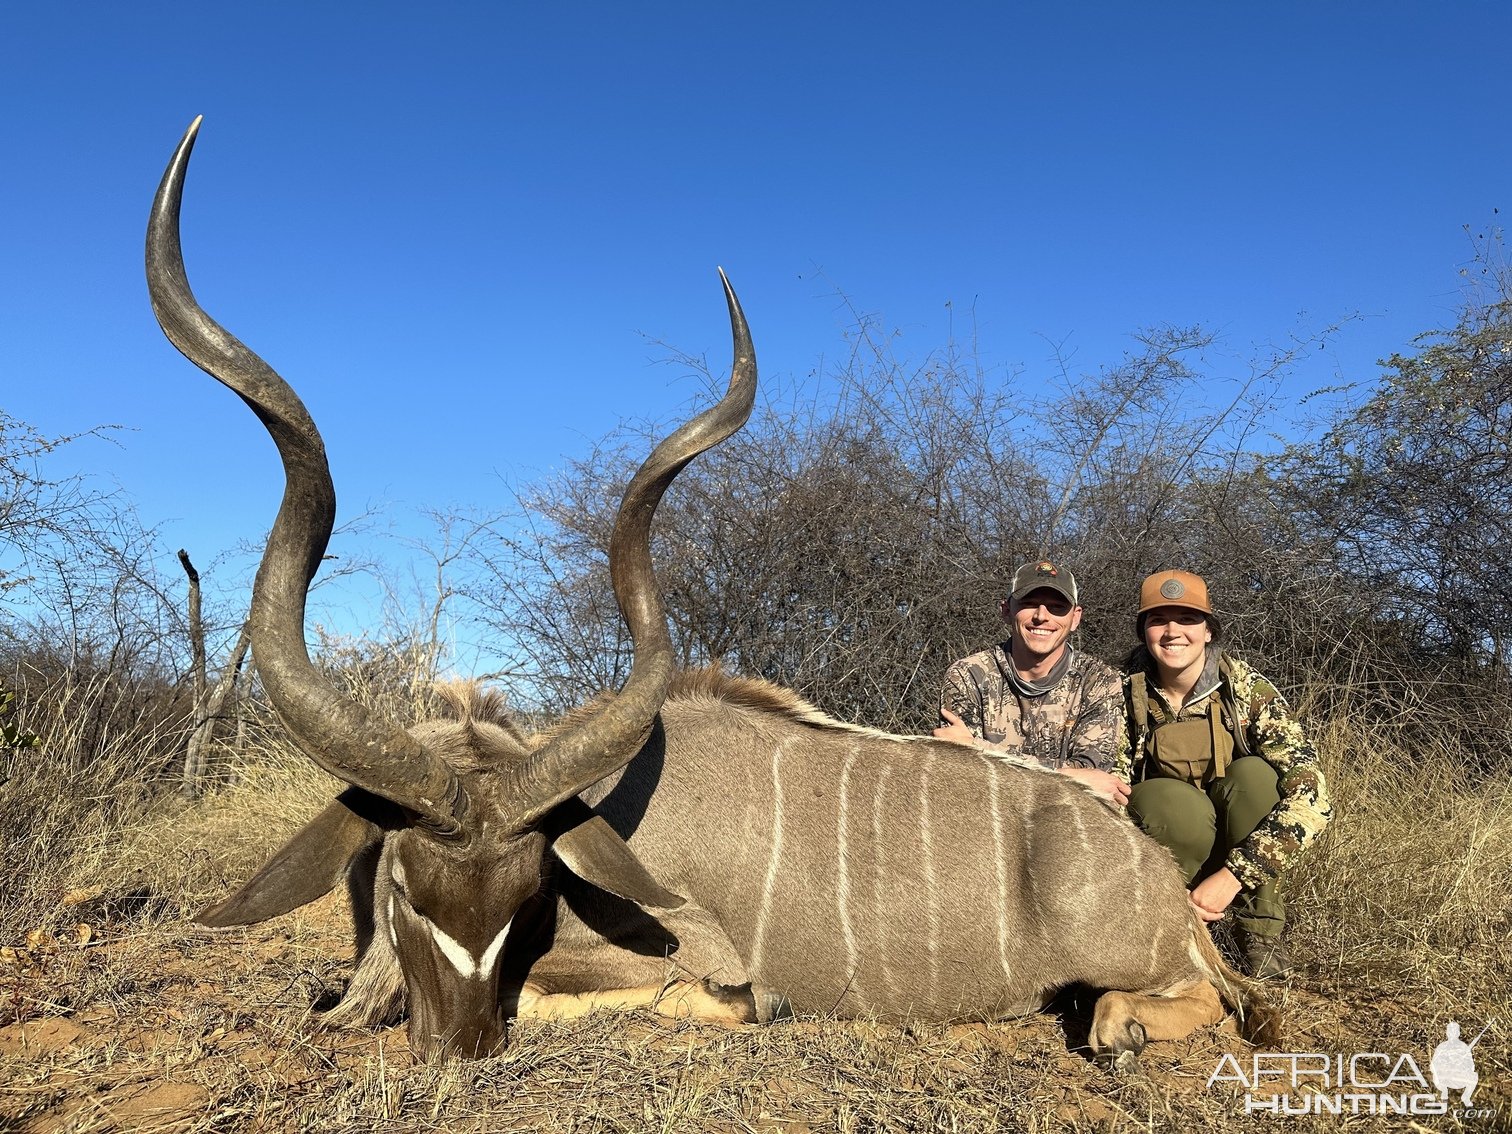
[1293,715,1512,1016]
[3,683,1509,1133]
[1,671,188,948]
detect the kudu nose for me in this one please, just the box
[416,1017,509,1062]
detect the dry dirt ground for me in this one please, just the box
[3,891,1505,1134]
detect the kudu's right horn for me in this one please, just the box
[147,116,466,838]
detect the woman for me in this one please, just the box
[1119,570,1332,979]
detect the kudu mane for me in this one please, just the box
[669,668,893,735]
[529,667,900,745]
[535,666,1055,776]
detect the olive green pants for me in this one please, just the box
[1127,756,1286,938]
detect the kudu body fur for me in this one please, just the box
[150,119,1275,1063]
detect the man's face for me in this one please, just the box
[1142,605,1212,675]
[1002,587,1082,663]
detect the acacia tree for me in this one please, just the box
[1282,298,1511,662]
[0,412,106,596]
[1259,235,1512,762]
[0,412,202,790]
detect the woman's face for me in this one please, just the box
[1143,605,1212,676]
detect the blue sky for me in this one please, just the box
[2,3,1508,653]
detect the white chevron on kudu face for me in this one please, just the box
[392,858,511,981]
[428,920,513,981]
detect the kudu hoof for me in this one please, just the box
[753,987,794,1023]
[700,979,761,1024]
[1099,1017,1147,1066]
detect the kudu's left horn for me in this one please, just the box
[511,270,756,825]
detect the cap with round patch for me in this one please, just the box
[1136,570,1215,632]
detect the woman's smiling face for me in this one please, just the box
[1142,605,1212,676]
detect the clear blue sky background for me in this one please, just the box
[2,3,1508,653]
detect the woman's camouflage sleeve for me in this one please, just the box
[1224,659,1333,889]
[1108,715,1134,785]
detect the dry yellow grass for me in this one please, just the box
[3,686,1508,1133]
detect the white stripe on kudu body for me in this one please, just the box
[836,743,861,1005]
[750,740,789,974]
[1124,822,1162,976]
[917,749,941,1003]
[870,764,900,1004]
[986,759,1013,986]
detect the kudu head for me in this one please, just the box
[147,117,756,1059]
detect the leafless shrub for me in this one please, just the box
[469,305,1350,736]
[0,655,194,953]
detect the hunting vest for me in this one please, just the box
[1127,653,1258,787]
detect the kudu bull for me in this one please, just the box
[150,118,1276,1063]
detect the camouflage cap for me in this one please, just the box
[1010,559,1079,605]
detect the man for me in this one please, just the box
[935,559,1128,804]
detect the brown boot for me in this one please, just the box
[1235,928,1293,980]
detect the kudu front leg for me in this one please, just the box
[1089,978,1224,1059]
[513,978,761,1028]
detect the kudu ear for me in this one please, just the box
[195,788,402,928]
[547,799,685,912]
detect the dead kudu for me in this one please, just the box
[149,118,1277,1064]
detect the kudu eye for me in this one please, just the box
[388,874,427,921]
